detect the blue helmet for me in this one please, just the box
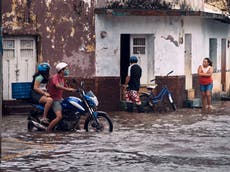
[37,62,50,73]
[129,56,138,63]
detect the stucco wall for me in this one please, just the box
[95,14,230,96]
[96,15,229,75]
[95,15,185,76]
[183,17,230,72]
[2,0,96,77]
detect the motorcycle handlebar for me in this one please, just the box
[167,70,173,76]
[150,71,174,83]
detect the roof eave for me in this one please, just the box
[94,8,230,23]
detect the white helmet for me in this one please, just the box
[56,62,68,72]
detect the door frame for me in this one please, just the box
[221,38,227,91]
[184,33,192,90]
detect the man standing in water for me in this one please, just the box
[125,56,144,113]
[197,57,213,114]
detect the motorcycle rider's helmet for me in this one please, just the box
[56,62,68,73]
[37,62,50,73]
[129,56,138,63]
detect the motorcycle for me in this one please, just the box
[27,81,113,132]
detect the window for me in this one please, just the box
[3,40,15,58]
[133,38,146,54]
[209,38,217,72]
[20,40,34,58]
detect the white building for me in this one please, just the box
[95,0,230,106]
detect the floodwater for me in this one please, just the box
[1,101,230,172]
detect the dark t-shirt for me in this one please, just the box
[128,64,142,91]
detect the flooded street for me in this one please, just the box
[1,101,230,172]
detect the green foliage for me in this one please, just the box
[106,0,172,10]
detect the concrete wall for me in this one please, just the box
[95,14,230,96]
[96,15,184,76]
[2,0,96,77]
[2,0,123,111]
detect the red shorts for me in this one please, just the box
[125,90,141,105]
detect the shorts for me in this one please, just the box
[125,90,141,105]
[200,83,213,92]
[52,100,62,112]
[31,90,42,103]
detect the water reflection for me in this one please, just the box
[1,101,230,172]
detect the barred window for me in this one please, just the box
[133,38,146,54]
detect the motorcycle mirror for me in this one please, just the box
[80,81,85,88]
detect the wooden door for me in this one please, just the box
[3,37,36,99]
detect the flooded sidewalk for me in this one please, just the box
[1,101,230,172]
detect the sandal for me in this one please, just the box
[40,117,50,124]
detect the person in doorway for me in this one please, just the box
[31,62,53,124]
[124,56,144,113]
[197,57,213,114]
[47,62,76,132]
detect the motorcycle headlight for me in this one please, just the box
[85,91,99,107]
[91,96,99,106]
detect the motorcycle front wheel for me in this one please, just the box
[168,94,177,111]
[84,112,113,133]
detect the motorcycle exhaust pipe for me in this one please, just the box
[32,121,47,130]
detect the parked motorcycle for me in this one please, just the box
[28,81,113,132]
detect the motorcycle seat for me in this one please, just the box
[146,84,158,90]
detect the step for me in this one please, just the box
[184,98,202,108]
[3,100,33,115]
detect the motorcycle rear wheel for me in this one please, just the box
[84,113,113,132]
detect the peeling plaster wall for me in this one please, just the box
[2,0,96,77]
[95,15,185,76]
[184,17,230,73]
[95,14,230,94]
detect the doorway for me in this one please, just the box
[120,34,155,85]
[2,37,36,99]
[120,34,130,85]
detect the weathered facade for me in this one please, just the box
[2,0,230,111]
[2,0,120,111]
[95,0,230,107]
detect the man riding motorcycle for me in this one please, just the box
[47,62,76,132]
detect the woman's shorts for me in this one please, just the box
[200,83,213,92]
[31,90,42,103]
[52,100,62,112]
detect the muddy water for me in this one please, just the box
[1,101,230,172]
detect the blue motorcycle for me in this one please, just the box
[27,81,113,132]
